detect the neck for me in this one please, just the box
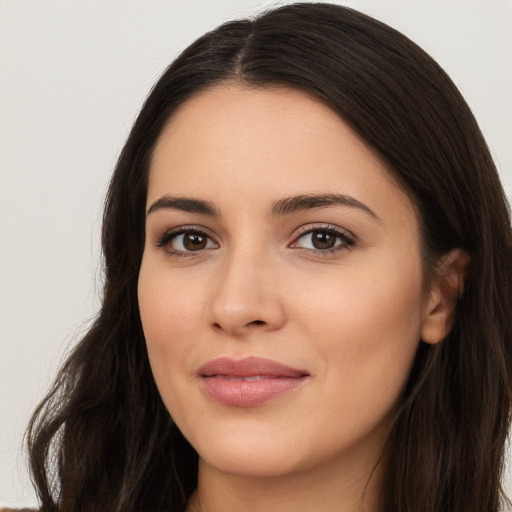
[187,450,385,512]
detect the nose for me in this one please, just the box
[205,250,286,336]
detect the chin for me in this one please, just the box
[198,444,308,479]
[186,421,312,478]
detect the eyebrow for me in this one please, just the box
[147,196,219,216]
[146,193,379,221]
[271,193,380,220]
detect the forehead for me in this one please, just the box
[148,83,416,225]
[152,83,371,169]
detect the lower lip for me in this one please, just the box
[201,376,307,407]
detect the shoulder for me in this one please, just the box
[0,509,39,511]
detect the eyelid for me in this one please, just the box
[155,225,219,255]
[153,223,355,257]
[289,223,356,251]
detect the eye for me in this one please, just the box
[156,227,218,255]
[290,226,354,252]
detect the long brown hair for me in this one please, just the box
[27,3,512,511]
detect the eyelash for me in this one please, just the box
[155,224,355,258]
[155,225,218,257]
[290,224,355,256]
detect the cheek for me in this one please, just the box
[139,261,203,336]
[137,264,203,382]
[138,265,208,428]
[295,256,425,391]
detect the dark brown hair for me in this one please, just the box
[27,3,512,512]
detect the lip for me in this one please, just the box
[197,357,309,407]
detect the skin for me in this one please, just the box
[138,83,458,512]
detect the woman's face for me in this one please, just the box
[138,84,436,479]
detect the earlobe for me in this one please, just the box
[421,248,471,345]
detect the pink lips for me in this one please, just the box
[198,357,309,407]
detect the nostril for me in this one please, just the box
[211,319,266,332]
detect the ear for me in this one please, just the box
[421,248,471,345]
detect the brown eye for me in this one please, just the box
[157,229,218,254]
[183,233,208,251]
[290,227,354,252]
[310,231,337,250]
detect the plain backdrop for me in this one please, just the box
[1,0,511,507]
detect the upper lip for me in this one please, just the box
[198,356,308,378]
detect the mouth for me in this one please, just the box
[197,357,309,407]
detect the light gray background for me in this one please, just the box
[1,0,511,507]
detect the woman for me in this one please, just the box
[23,3,512,512]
